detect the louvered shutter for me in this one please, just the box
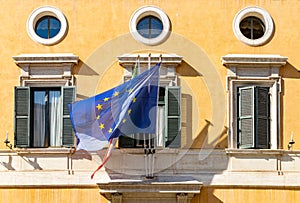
[14,87,30,147]
[255,87,270,149]
[238,86,255,148]
[165,86,181,148]
[62,86,76,147]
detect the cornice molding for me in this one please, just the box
[222,54,288,67]
[118,53,182,67]
[13,53,79,65]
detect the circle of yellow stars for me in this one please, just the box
[95,90,137,134]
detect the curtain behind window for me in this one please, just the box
[33,91,47,147]
[49,90,62,146]
[156,105,165,147]
[33,90,62,147]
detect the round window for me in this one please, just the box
[35,16,61,39]
[239,16,265,40]
[27,6,68,45]
[233,7,274,46]
[130,6,170,46]
[137,15,163,39]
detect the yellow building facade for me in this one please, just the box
[1,0,300,202]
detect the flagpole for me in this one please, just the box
[147,53,152,178]
[137,54,140,74]
[151,54,162,178]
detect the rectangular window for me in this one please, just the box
[119,86,181,148]
[14,86,75,148]
[237,86,270,149]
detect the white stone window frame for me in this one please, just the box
[118,53,182,86]
[222,54,288,150]
[233,6,274,46]
[129,6,171,46]
[27,6,68,46]
[13,53,78,87]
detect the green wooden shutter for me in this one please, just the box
[238,86,255,148]
[165,86,181,148]
[62,86,76,147]
[14,87,30,148]
[255,87,270,149]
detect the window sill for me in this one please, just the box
[118,147,180,154]
[226,148,285,156]
[15,148,75,155]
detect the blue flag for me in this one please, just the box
[69,63,160,151]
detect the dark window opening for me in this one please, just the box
[239,16,265,40]
[119,86,181,148]
[30,87,61,147]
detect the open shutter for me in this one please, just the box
[62,86,75,147]
[255,87,270,149]
[165,86,181,148]
[14,87,30,148]
[238,86,255,148]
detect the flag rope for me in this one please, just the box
[91,138,114,179]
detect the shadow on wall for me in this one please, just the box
[1,155,15,170]
[279,62,300,149]
[190,120,228,149]
[73,60,99,100]
[73,60,99,76]
[178,61,228,149]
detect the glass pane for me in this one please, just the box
[33,91,47,147]
[35,17,49,39]
[239,16,265,40]
[137,16,163,39]
[150,17,163,38]
[49,17,61,38]
[49,90,62,146]
[137,17,150,38]
[35,16,61,39]
[156,106,165,147]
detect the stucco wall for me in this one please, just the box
[1,1,300,151]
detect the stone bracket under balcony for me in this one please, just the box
[97,176,202,203]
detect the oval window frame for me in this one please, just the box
[129,6,171,46]
[27,6,68,46]
[233,6,274,46]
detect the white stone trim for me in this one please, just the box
[118,53,182,85]
[13,53,79,64]
[233,6,274,46]
[13,53,78,86]
[27,6,68,45]
[129,6,170,46]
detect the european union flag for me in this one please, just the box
[69,63,160,151]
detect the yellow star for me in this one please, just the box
[128,88,133,93]
[132,97,137,103]
[96,104,102,110]
[99,123,104,129]
[103,97,109,102]
[113,91,119,97]
[108,128,113,133]
[122,119,126,123]
[128,109,132,115]
[96,115,100,120]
